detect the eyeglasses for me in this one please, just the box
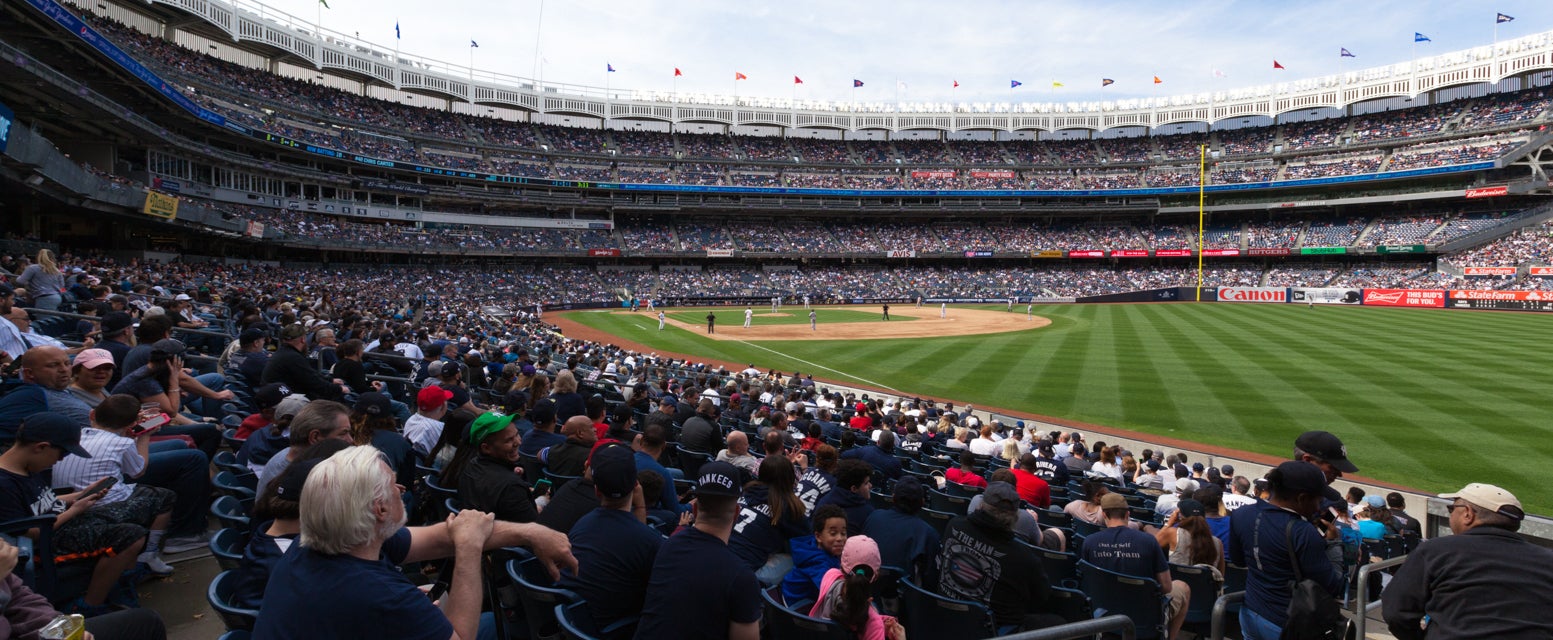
[1447,503,1470,513]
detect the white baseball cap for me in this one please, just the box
[1441,483,1524,520]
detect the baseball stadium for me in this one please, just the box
[1,0,1551,637]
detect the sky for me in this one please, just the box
[255,0,1553,107]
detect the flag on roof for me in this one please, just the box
[470,40,478,48]
[1497,13,1514,23]
[674,68,682,77]
[1101,78,1114,87]
[1010,80,1022,88]
[1341,48,1356,57]
[736,72,748,80]
[1052,81,1064,88]
[607,64,616,72]
[318,0,328,8]
[1153,76,1162,84]
[1213,69,1226,78]
[953,80,959,88]
[394,22,399,39]
[1273,60,1285,69]
[853,79,864,87]
[794,76,803,84]
[1414,32,1431,43]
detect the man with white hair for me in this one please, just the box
[254,445,577,640]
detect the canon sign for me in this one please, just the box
[1219,287,1288,303]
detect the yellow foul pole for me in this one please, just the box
[1196,144,1206,301]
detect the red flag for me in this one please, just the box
[674,68,682,77]
[1153,76,1163,84]
[794,76,803,84]
[1273,60,1285,69]
[735,72,748,80]
[953,80,959,88]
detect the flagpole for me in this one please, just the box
[1196,143,1206,302]
[531,0,546,87]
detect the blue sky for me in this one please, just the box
[260,0,1552,105]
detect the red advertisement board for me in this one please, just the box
[1464,185,1509,199]
[1112,250,1149,258]
[1201,249,1242,257]
[1068,250,1105,258]
[587,248,621,257]
[1155,249,1193,257]
[1449,290,1553,301]
[970,170,1016,178]
[1362,289,1445,307]
[1462,266,1517,276]
[1532,267,1553,276]
[910,170,956,178]
[1248,248,1292,256]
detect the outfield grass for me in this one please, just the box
[668,308,909,326]
[568,303,1553,513]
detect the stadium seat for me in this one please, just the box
[505,555,579,640]
[544,469,581,491]
[917,507,955,538]
[761,586,855,640]
[208,570,260,631]
[554,601,637,640]
[1038,507,1072,529]
[217,632,251,640]
[1078,560,1167,640]
[944,481,982,498]
[214,471,257,500]
[1048,585,1094,623]
[221,428,246,452]
[675,445,713,479]
[1033,546,1080,588]
[210,528,246,571]
[897,578,995,640]
[213,450,247,476]
[1169,563,1222,627]
[927,488,972,516]
[210,496,252,534]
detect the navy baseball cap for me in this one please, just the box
[17,413,91,458]
[693,461,743,498]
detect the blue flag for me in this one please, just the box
[395,22,400,39]
[1340,47,1355,58]
[1497,13,1514,23]
[608,64,616,72]
[1010,80,1022,88]
[853,79,864,87]
[1414,32,1430,42]
[470,40,479,48]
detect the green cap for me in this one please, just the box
[469,411,517,444]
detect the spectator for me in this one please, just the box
[1082,492,1192,640]
[636,460,762,640]
[229,440,347,609]
[815,460,875,536]
[631,422,685,515]
[252,445,577,640]
[550,369,586,423]
[1031,441,1070,486]
[797,444,839,514]
[541,416,597,478]
[536,441,637,535]
[781,503,848,604]
[861,476,940,583]
[1010,453,1052,509]
[1156,498,1225,574]
[15,249,65,311]
[453,412,538,523]
[679,399,720,454]
[1293,430,1358,503]
[1156,478,1200,520]
[840,430,902,480]
[1385,492,1422,537]
[945,450,987,488]
[716,431,759,476]
[729,456,809,585]
[0,283,26,364]
[938,481,1064,633]
[0,538,166,639]
[807,535,906,640]
[559,442,661,629]
[403,386,453,458]
[257,399,352,492]
[1228,461,1344,640]
[261,324,345,401]
[350,392,414,488]
[1382,483,1553,639]
[0,346,97,440]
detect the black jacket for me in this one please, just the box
[938,509,1053,629]
[1382,526,1553,640]
[261,343,342,400]
[679,414,720,454]
[458,454,538,523]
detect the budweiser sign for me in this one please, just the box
[971,170,1015,179]
[1464,185,1508,199]
[1362,288,1445,308]
[1220,287,1288,303]
[1449,290,1552,301]
[1155,249,1193,257]
[1463,266,1516,276]
[1112,250,1149,258]
[587,248,621,257]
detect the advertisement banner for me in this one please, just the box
[970,170,1016,179]
[1462,266,1517,276]
[1112,250,1149,258]
[1290,288,1362,305]
[1154,249,1193,257]
[706,249,734,258]
[142,191,179,220]
[1032,250,1064,258]
[0,100,12,153]
[911,170,956,179]
[587,248,622,257]
[1219,287,1289,303]
[1201,249,1242,257]
[1301,247,1347,255]
[963,250,994,258]
[1448,298,1553,312]
[244,221,265,238]
[1464,185,1509,199]
[1376,244,1425,254]
[1448,290,1553,301]
[1068,250,1105,258]
[1362,288,1446,308]
[1531,267,1553,276]
[1248,248,1292,256]
[886,250,916,258]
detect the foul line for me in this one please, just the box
[728,338,902,393]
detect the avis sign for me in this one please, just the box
[1219,287,1288,303]
[1362,289,1445,308]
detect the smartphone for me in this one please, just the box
[531,478,552,497]
[130,413,170,437]
[81,477,117,497]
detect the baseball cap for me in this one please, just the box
[275,394,311,421]
[1098,493,1128,510]
[1191,462,1205,472]
[980,481,1020,512]
[279,323,307,341]
[1295,430,1358,474]
[1175,499,1206,518]
[150,339,186,360]
[73,349,115,370]
[99,311,134,338]
[1364,495,1386,509]
[416,386,454,412]
[1174,478,1200,494]
[1273,460,1329,496]
[174,293,191,301]
[254,383,290,410]
[520,364,537,376]
[1220,465,1235,476]
[891,475,925,508]
[0,282,12,296]
[354,392,392,417]
[529,399,557,425]
[841,535,883,582]
[17,413,91,458]
[1145,460,1163,472]
[468,411,517,444]
[1441,483,1524,520]
[273,457,325,501]
[588,442,637,500]
[239,328,268,345]
[693,461,743,498]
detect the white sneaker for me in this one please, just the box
[162,532,211,554]
[139,553,175,576]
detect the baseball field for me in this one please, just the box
[558,302,1553,514]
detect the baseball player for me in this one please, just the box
[743,307,753,328]
[658,311,666,331]
[940,303,947,318]
[809,309,817,330]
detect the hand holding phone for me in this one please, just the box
[131,413,169,438]
[80,476,117,499]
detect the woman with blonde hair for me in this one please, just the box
[999,438,1022,464]
[1089,445,1125,483]
[15,248,65,310]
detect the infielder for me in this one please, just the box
[657,311,666,331]
[940,303,947,318]
[743,307,753,328]
[1026,303,1033,319]
[803,295,810,309]
[809,310,817,331]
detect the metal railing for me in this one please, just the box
[990,614,1135,640]
[1352,555,1409,640]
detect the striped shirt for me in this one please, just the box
[0,318,26,361]
[52,428,141,504]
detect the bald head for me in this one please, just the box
[19,346,71,390]
[726,430,748,454]
[562,416,597,444]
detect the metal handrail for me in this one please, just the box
[1352,554,1409,640]
[989,614,1135,640]
[1209,591,1244,640]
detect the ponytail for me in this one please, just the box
[830,567,874,632]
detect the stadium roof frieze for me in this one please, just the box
[135,0,1553,131]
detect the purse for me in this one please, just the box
[1279,519,1350,640]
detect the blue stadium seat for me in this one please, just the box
[917,507,955,538]
[505,555,579,640]
[1169,563,1222,627]
[1078,560,1167,640]
[761,586,855,640]
[210,528,246,571]
[208,570,260,631]
[554,601,637,640]
[897,577,995,640]
[210,495,251,534]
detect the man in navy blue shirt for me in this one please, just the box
[636,461,761,640]
[839,430,903,480]
[1228,461,1344,640]
[562,443,662,629]
[1082,492,1190,640]
[633,423,687,514]
[862,475,940,583]
[255,445,577,640]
